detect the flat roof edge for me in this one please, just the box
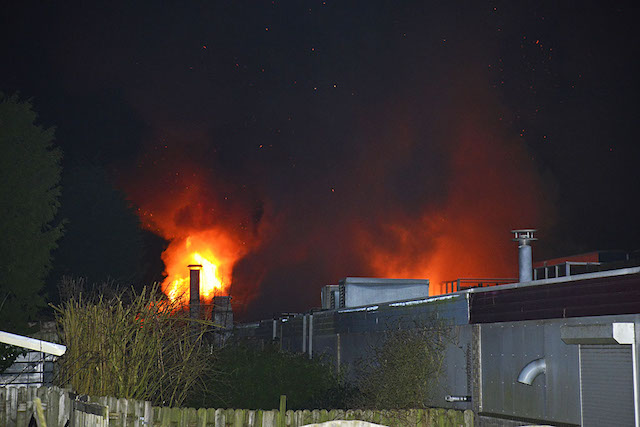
[339,277,429,284]
[466,266,640,294]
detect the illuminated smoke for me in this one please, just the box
[123,127,264,307]
[124,76,551,320]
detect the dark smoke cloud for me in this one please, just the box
[3,1,638,321]
[4,1,555,320]
[231,73,551,319]
[112,4,553,320]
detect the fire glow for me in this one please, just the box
[162,238,224,304]
[357,109,547,295]
[126,162,257,306]
[123,82,548,317]
[159,229,247,306]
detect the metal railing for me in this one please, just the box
[442,278,518,294]
[533,261,601,280]
[0,351,56,386]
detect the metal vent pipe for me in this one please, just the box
[512,229,537,283]
[518,357,547,385]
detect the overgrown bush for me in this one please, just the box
[353,319,455,409]
[188,343,352,410]
[53,278,214,406]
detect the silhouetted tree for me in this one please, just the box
[0,93,63,332]
[48,163,145,293]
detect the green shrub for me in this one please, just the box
[189,343,351,410]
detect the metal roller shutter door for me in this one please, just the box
[580,344,634,427]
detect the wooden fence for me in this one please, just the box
[0,386,474,426]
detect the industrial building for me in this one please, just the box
[234,230,640,426]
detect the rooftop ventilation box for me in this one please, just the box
[336,277,429,308]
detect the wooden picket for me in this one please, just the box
[0,386,474,426]
[70,400,108,426]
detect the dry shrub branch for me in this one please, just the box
[53,278,214,406]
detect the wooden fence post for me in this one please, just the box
[278,395,287,427]
[34,397,47,426]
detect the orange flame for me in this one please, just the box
[124,160,259,306]
[160,229,248,305]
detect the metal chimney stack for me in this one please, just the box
[188,264,203,319]
[213,296,233,329]
[512,229,537,283]
[213,295,233,346]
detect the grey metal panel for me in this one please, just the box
[580,344,634,427]
[327,325,473,410]
[336,331,380,378]
[482,322,543,418]
[479,314,640,425]
[313,334,338,360]
[236,292,640,426]
[635,321,640,423]
[312,311,337,335]
[544,320,579,422]
[480,320,581,424]
[436,325,473,410]
[280,317,305,352]
[333,294,469,335]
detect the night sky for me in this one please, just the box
[2,1,639,320]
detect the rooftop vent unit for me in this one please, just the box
[321,285,340,309]
[323,277,429,309]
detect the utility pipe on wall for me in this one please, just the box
[518,357,547,385]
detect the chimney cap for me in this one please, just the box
[511,229,537,242]
[188,264,203,269]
